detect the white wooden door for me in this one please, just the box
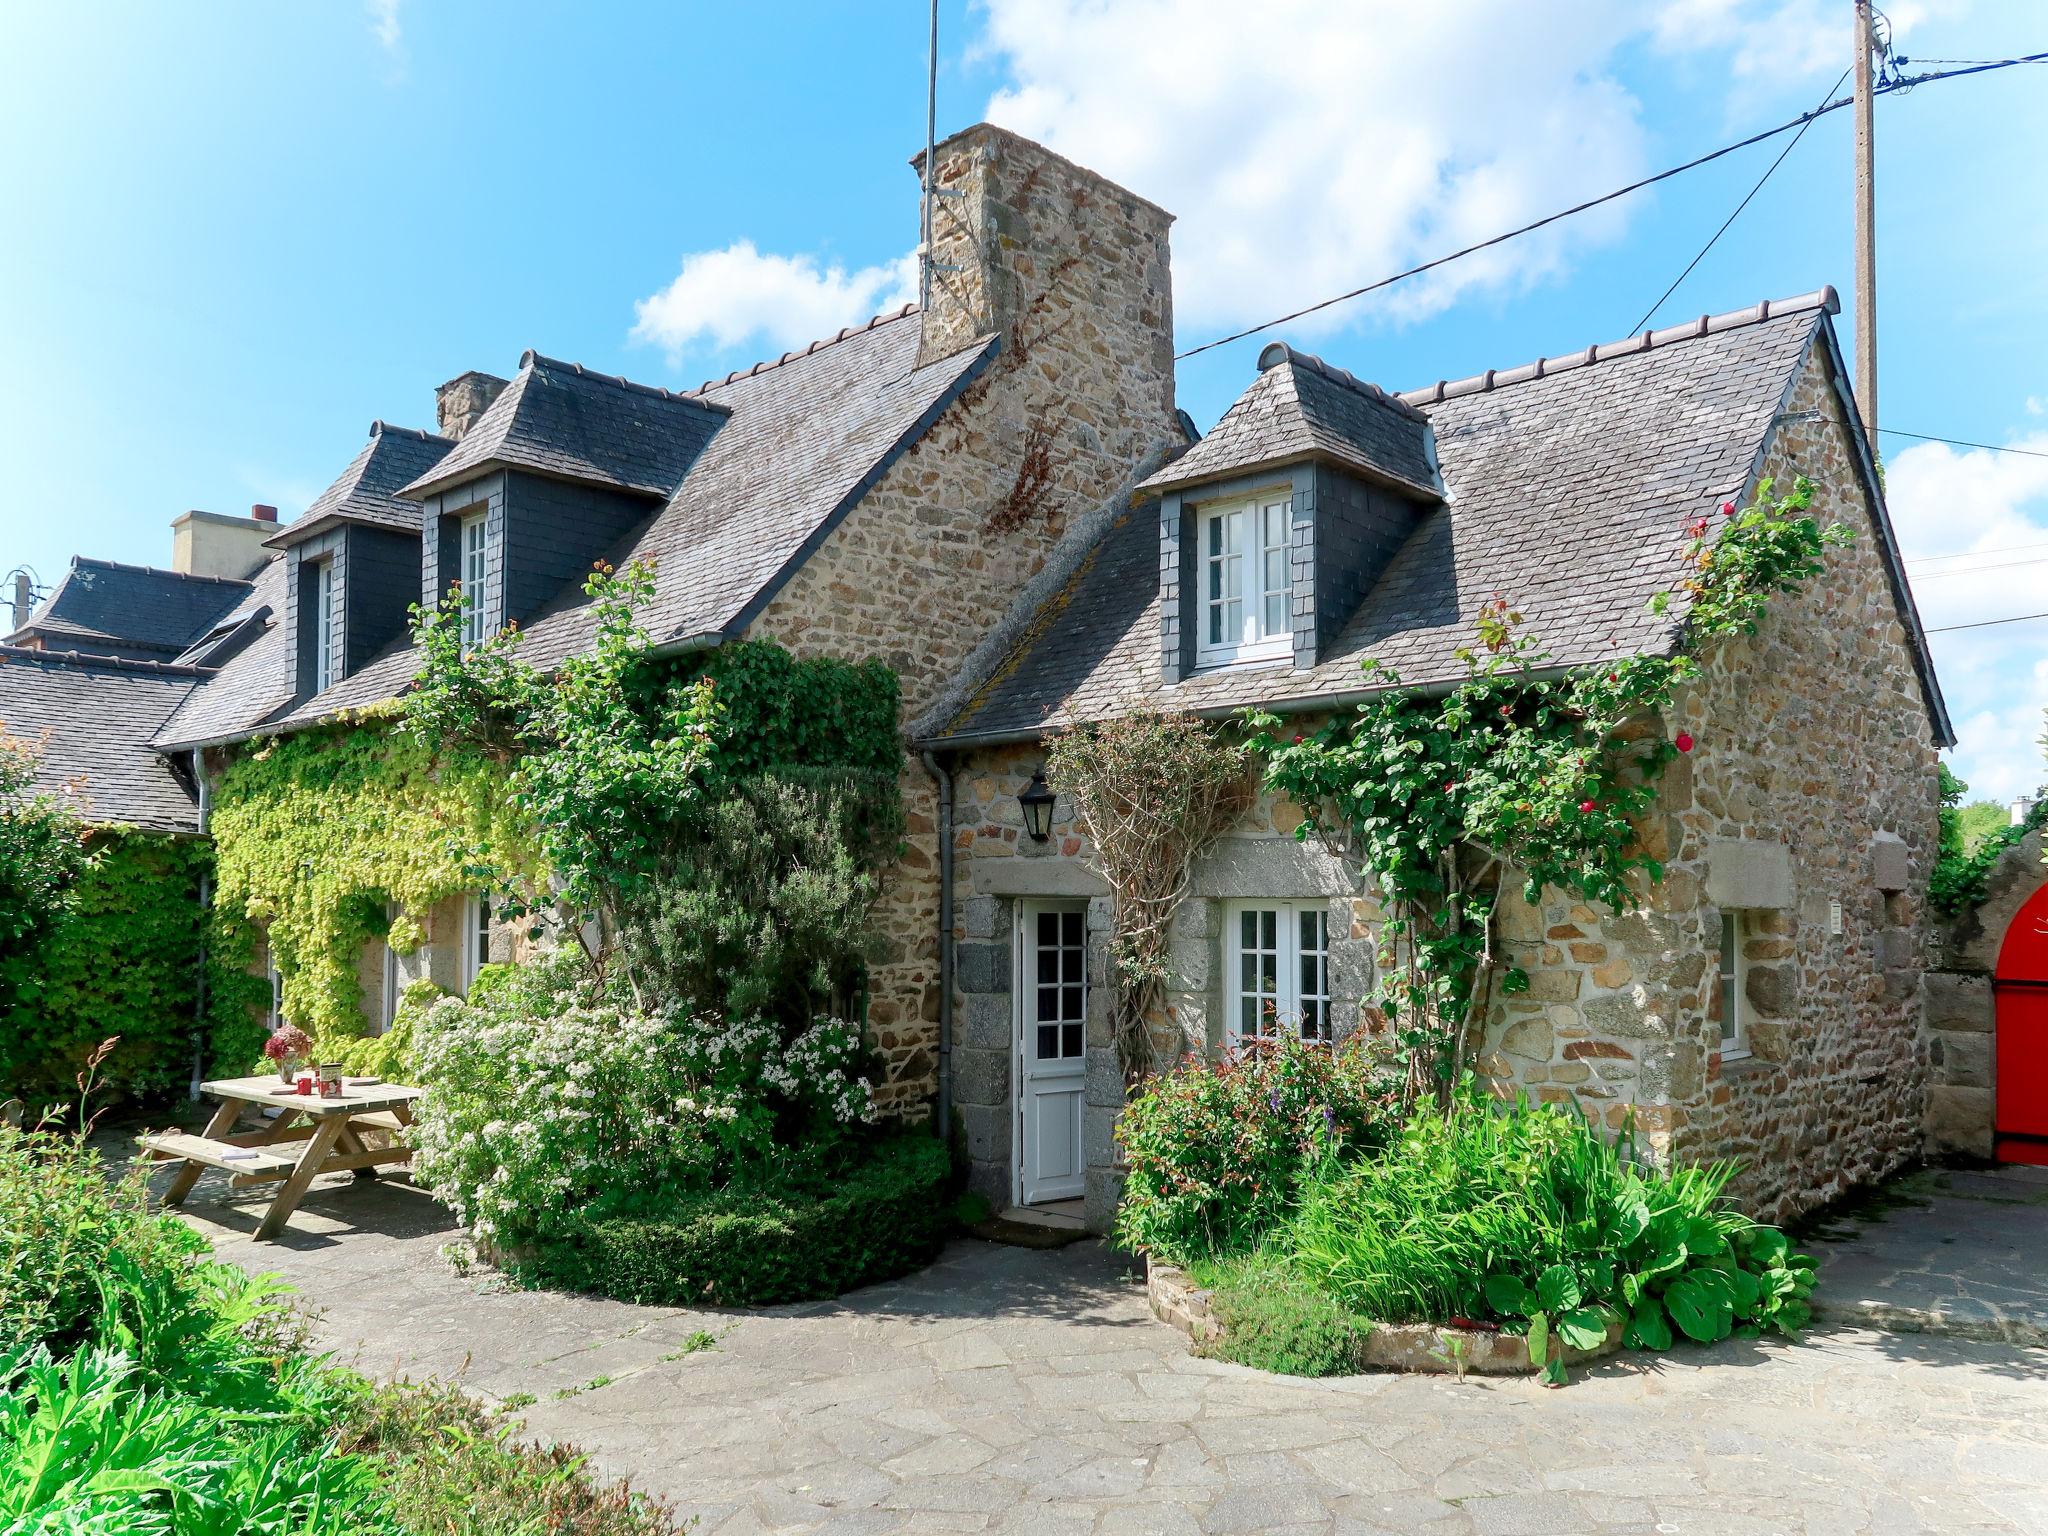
[1017,903,1087,1205]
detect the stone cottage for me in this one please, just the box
[918,287,1953,1230]
[1,123,1963,1230]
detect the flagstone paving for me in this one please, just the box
[149,1160,2048,1536]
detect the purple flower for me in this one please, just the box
[1268,1090,1282,1114]
[1322,1105,1337,1136]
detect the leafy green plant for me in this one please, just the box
[1248,478,1850,1105]
[0,728,93,1026]
[1193,1255,1371,1377]
[1932,761,2047,916]
[1113,1032,1396,1263]
[1482,1265,1615,1385]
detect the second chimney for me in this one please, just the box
[436,371,510,441]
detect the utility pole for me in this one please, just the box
[1853,0,1879,441]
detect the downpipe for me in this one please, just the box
[189,750,211,1102]
[920,751,955,1143]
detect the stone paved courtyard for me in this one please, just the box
[146,1154,2048,1536]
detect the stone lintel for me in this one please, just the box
[1705,838,1795,911]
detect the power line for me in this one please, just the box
[1912,555,2048,580]
[1926,610,2048,634]
[1173,51,2048,362]
[1909,540,2048,567]
[1627,66,1851,335]
[1880,428,2048,460]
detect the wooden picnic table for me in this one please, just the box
[140,1074,421,1241]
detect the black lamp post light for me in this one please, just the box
[1020,768,1056,842]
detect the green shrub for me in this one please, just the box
[1932,762,2047,916]
[1283,1094,1815,1351]
[1194,1255,1370,1377]
[541,1132,954,1306]
[1113,1033,1397,1263]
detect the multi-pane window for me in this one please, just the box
[1033,908,1086,1061]
[1229,902,1333,1043]
[311,558,335,694]
[1718,912,1749,1058]
[1198,493,1294,665]
[465,893,492,991]
[459,511,491,648]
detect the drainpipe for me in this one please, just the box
[189,750,211,1102]
[920,750,955,1144]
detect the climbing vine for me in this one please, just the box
[1248,476,1851,1107]
[1045,713,1251,1084]
[208,715,539,1048]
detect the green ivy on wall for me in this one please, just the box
[208,710,539,1048]
[0,830,268,1105]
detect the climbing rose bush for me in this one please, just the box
[408,960,874,1249]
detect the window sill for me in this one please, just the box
[1191,649,1296,675]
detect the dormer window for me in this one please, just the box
[310,557,335,693]
[459,509,493,647]
[1197,492,1293,666]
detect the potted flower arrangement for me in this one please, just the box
[263,1023,314,1084]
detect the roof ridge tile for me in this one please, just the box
[70,556,253,588]
[696,303,920,393]
[0,644,218,679]
[1397,287,1838,406]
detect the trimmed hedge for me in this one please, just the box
[536,1133,954,1307]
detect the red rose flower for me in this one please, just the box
[1579,799,1597,814]
[1720,500,1737,517]
[1686,518,1709,538]
[1675,730,1694,753]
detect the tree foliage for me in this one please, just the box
[0,730,93,1027]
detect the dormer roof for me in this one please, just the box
[266,423,455,548]
[1139,342,1441,502]
[398,351,730,501]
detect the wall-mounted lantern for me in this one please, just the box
[1020,768,1056,843]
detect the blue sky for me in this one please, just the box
[3,1,2044,800]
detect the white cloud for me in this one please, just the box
[367,0,402,54]
[978,0,1662,335]
[630,242,917,375]
[1887,431,2048,803]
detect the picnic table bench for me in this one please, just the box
[139,1074,421,1241]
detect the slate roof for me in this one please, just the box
[1139,342,1440,500]
[0,647,207,832]
[937,289,1950,747]
[150,556,295,750]
[399,352,730,501]
[268,423,453,547]
[152,307,998,748]
[8,558,251,662]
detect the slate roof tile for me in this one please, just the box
[0,646,207,832]
[939,289,1929,745]
[8,558,251,661]
[398,353,728,501]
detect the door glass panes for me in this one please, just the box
[1261,500,1291,636]
[1298,907,1330,1041]
[1239,907,1281,1036]
[1034,909,1086,1060]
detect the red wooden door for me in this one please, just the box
[1994,881,2048,1164]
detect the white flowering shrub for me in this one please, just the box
[408,956,876,1249]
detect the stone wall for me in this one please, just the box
[1638,345,1940,1221]
[747,124,1181,1117]
[1926,825,2046,1157]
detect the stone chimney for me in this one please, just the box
[436,370,509,441]
[170,506,274,580]
[910,123,1176,418]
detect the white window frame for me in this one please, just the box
[1195,490,1295,667]
[311,558,335,694]
[1225,900,1333,1044]
[1718,911,1750,1060]
[459,509,492,649]
[463,893,491,991]
[379,904,400,1033]
[267,961,286,1032]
